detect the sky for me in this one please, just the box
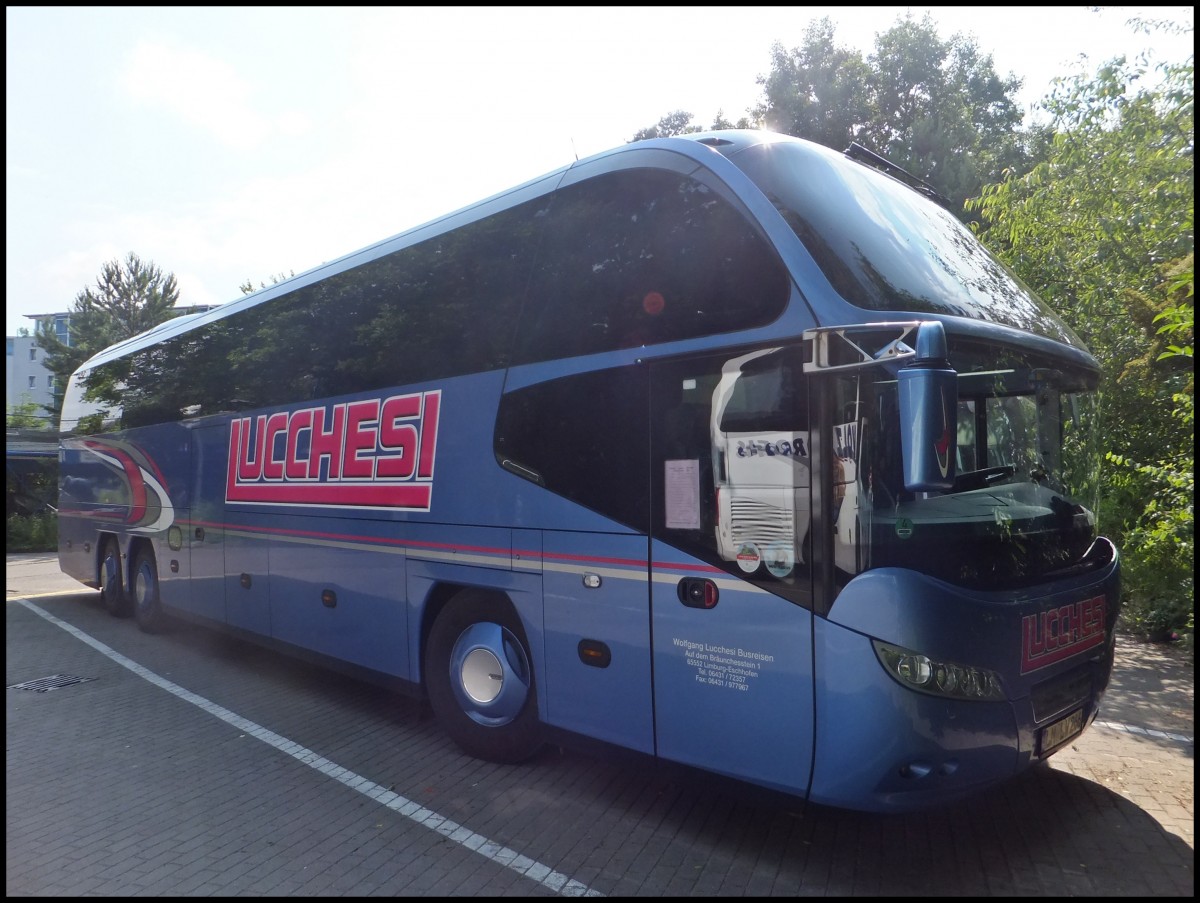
[5,5,1195,338]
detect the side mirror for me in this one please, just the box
[898,322,957,491]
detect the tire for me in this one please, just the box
[99,538,131,617]
[131,547,167,634]
[424,590,542,763]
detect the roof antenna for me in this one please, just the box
[570,137,579,162]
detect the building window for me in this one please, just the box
[47,375,55,390]
[29,376,37,388]
[29,346,38,360]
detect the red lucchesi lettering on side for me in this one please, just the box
[226,390,441,511]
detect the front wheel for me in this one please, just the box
[131,547,167,634]
[424,590,543,763]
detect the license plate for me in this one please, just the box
[1039,708,1084,755]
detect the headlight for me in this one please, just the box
[873,640,1005,701]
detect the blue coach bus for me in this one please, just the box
[57,130,1120,812]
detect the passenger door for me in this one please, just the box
[648,351,816,798]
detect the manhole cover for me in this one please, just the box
[7,674,96,692]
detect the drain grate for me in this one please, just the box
[7,674,96,692]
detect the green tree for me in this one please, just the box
[752,12,1028,214]
[639,13,1031,212]
[6,399,47,429]
[629,110,706,142]
[36,252,182,426]
[710,108,753,131]
[238,269,295,295]
[968,37,1194,641]
[754,17,874,150]
[629,108,753,143]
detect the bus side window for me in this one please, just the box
[494,366,650,532]
[514,167,788,366]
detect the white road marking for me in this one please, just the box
[17,598,603,897]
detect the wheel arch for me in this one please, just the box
[126,535,155,572]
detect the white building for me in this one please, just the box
[6,312,69,428]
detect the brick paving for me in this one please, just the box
[6,554,1193,896]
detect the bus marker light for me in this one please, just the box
[899,761,932,779]
[578,640,612,668]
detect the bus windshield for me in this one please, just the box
[830,341,1103,589]
[681,338,1103,599]
[727,139,1086,348]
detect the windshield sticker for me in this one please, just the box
[665,459,701,530]
[764,541,795,578]
[735,542,762,573]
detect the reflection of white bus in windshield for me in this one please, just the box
[57,129,1120,814]
[710,348,862,577]
[711,348,810,578]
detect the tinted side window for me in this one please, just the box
[514,167,788,365]
[86,195,550,430]
[494,366,650,531]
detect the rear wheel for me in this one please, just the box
[131,547,167,634]
[99,539,131,617]
[424,590,542,763]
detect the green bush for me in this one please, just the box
[1106,441,1194,652]
[1116,511,1194,650]
[6,511,58,552]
